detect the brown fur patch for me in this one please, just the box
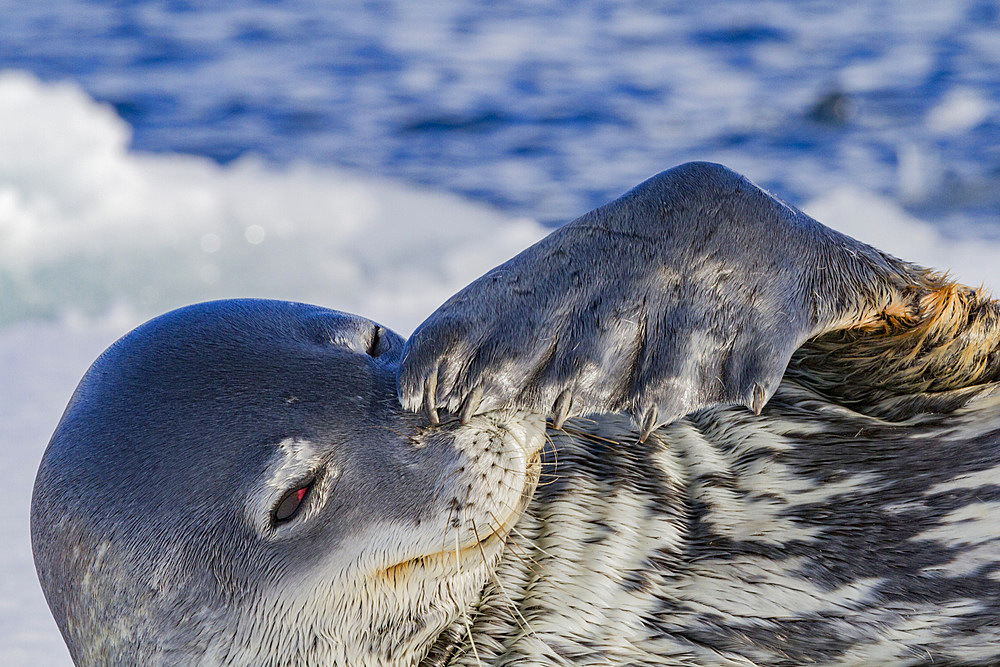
[788,269,1000,419]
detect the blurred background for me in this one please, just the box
[1,1,998,663]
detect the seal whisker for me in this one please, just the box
[441,499,459,556]
[486,508,557,564]
[507,525,557,561]
[480,511,547,582]
[456,511,483,667]
[471,519,536,640]
[460,387,484,425]
[503,534,550,579]
[498,533,545,576]
[432,467,466,504]
[540,428,560,478]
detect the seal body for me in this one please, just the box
[431,393,1000,665]
[33,163,1000,665]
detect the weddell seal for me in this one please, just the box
[31,162,1000,665]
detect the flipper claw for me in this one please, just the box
[552,389,573,429]
[638,405,658,443]
[459,387,483,425]
[425,369,440,425]
[752,383,766,416]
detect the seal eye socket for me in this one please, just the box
[274,480,312,524]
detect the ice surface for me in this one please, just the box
[1,319,124,666]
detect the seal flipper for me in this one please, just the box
[398,162,926,433]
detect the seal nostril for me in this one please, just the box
[367,326,384,358]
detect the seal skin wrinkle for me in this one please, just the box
[32,162,1000,665]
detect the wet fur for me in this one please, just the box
[791,276,1000,420]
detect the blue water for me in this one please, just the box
[1,0,999,228]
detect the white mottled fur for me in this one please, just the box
[440,388,1000,666]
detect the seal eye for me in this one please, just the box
[274,481,312,524]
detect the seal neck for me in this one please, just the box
[417,616,470,667]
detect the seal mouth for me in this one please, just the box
[379,509,519,579]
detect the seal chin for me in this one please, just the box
[380,468,534,580]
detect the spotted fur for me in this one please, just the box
[428,384,1000,665]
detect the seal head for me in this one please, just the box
[31,299,545,665]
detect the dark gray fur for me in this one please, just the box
[31,301,459,664]
[400,162,915,430]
